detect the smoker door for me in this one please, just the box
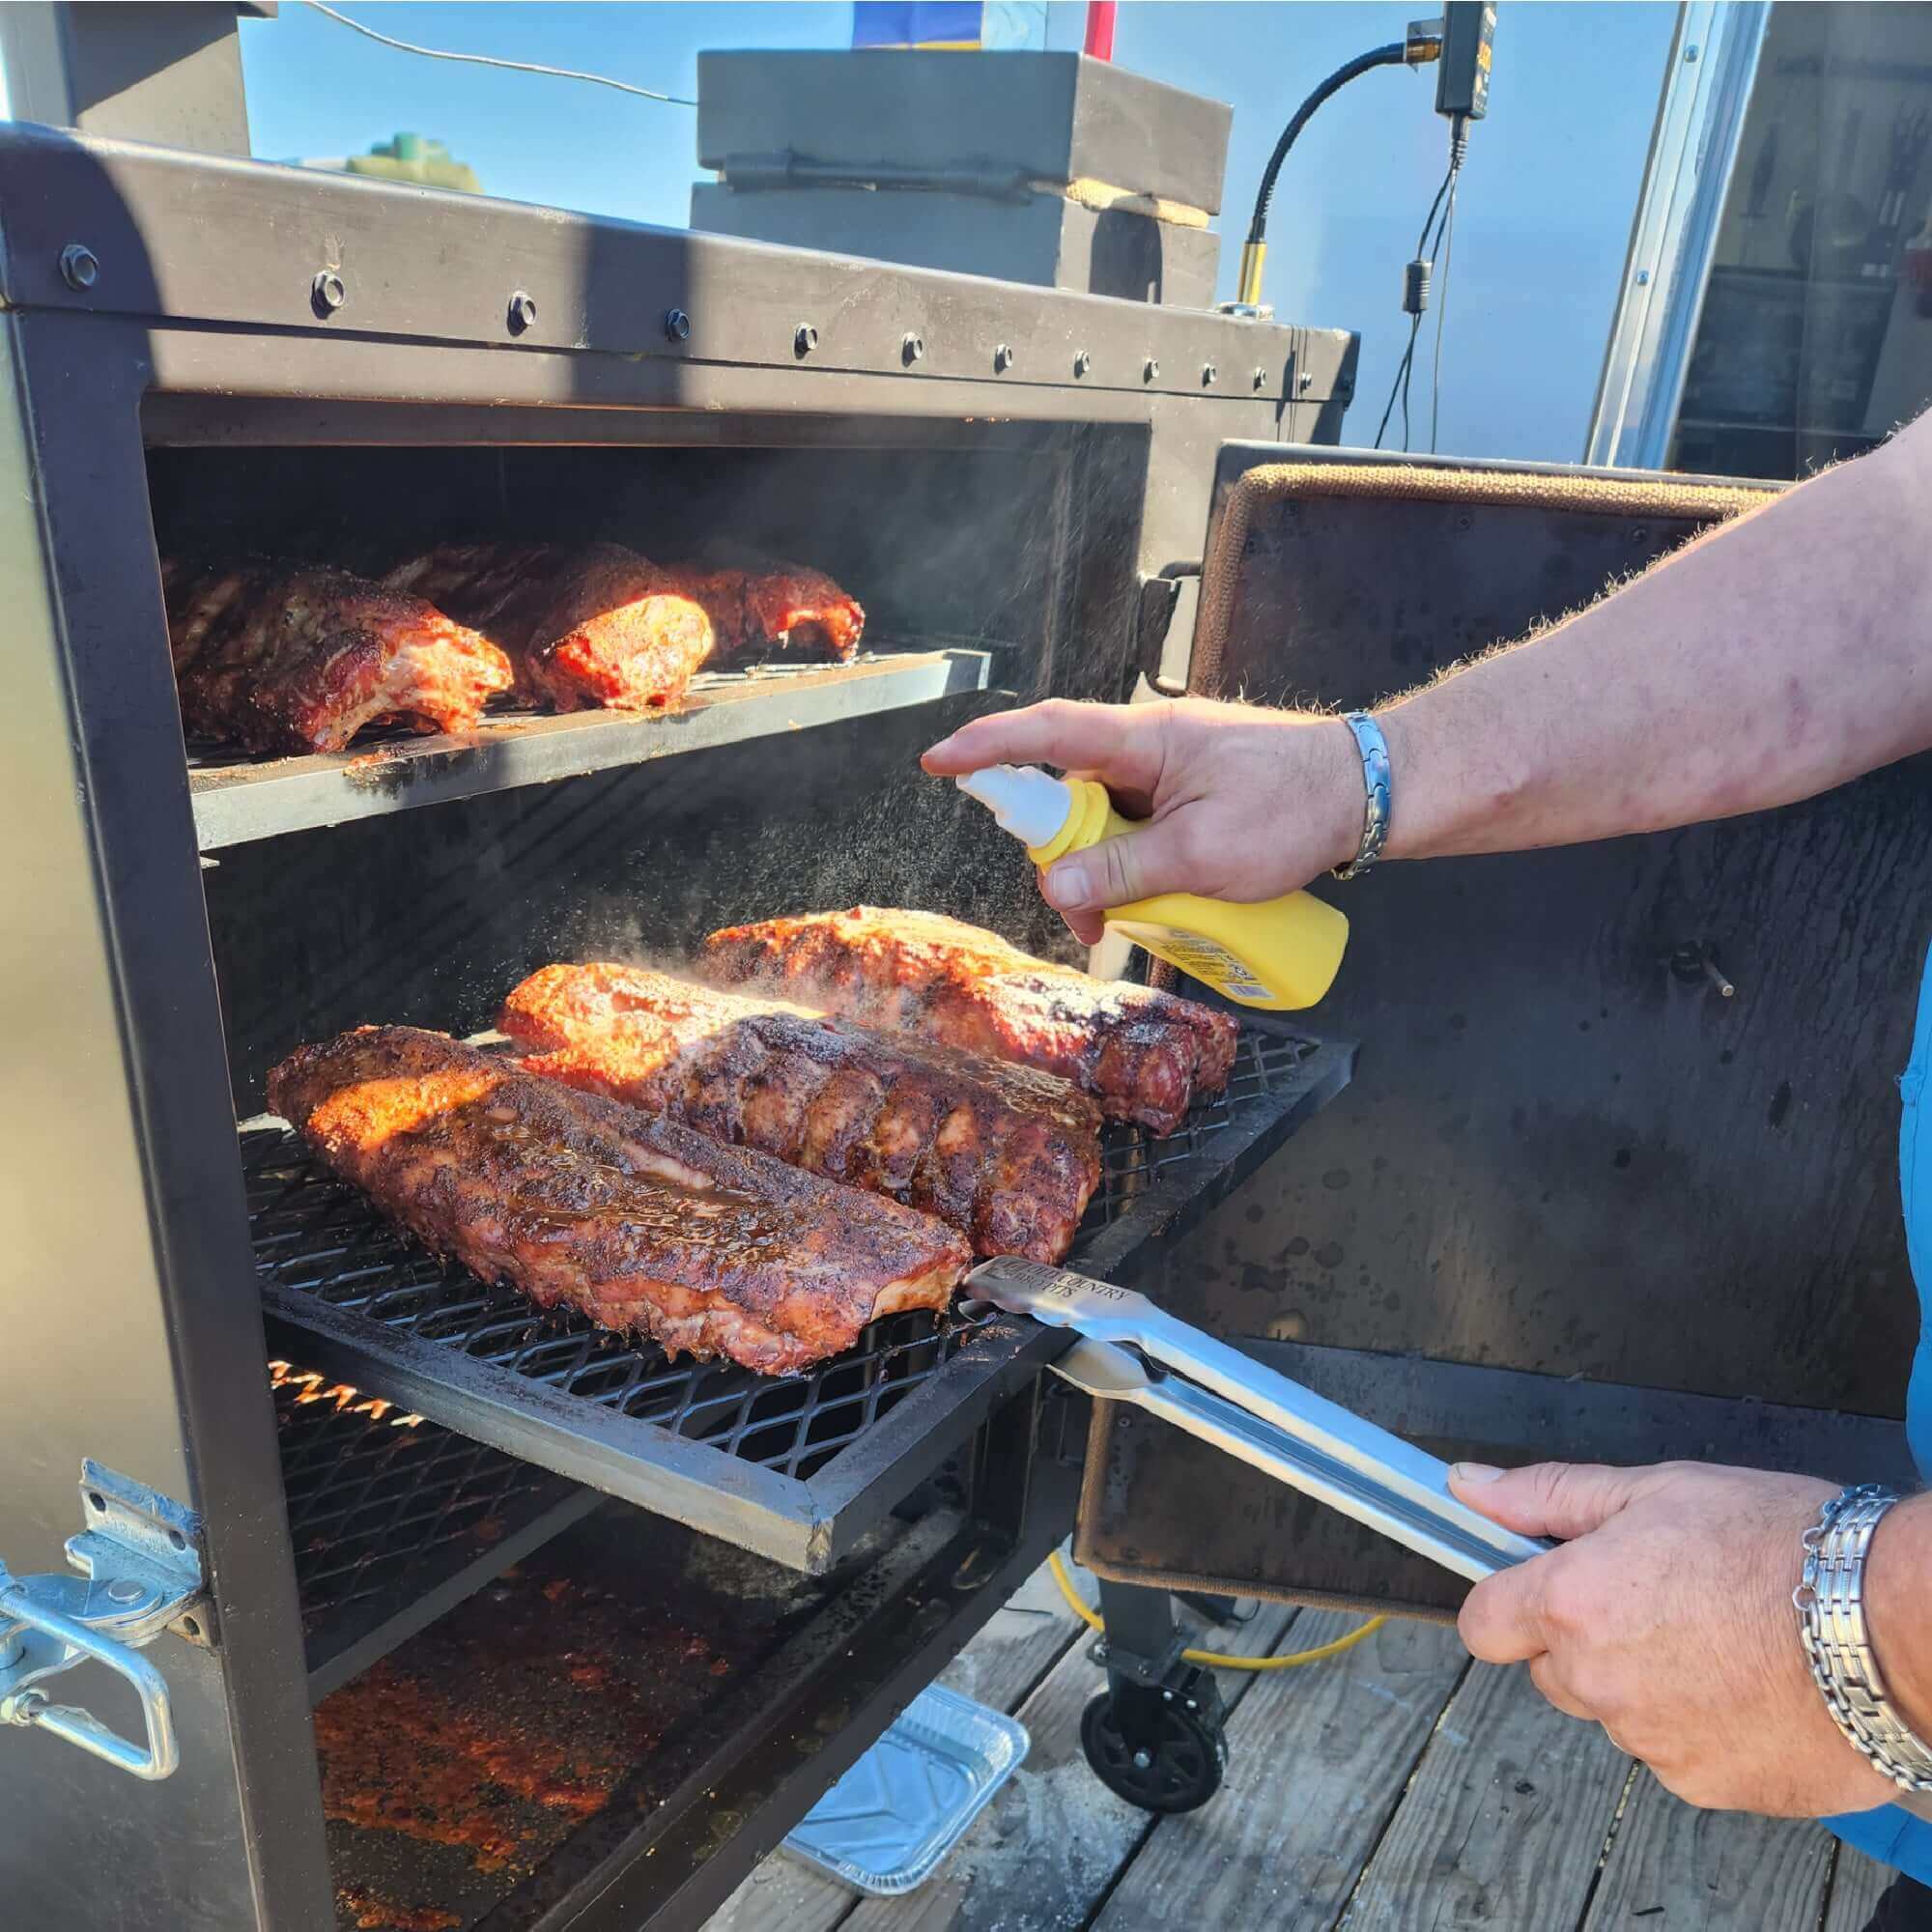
[1074,444,1923,1618]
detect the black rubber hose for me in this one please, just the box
[1247,43,1409,248]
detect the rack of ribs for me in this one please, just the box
[165,559,515,754]
[668,561,866,665]
[384,541,715,712]
[499,962,1102,1262]
[700,908,1239,1136]
[267,1027,969,1376]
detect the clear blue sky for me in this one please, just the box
[237,3,1678,461]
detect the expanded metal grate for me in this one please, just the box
[246,1023,1347,1568]
[272,1360,589,1693]
[249,1154,1001,1485]
[1082,1028,1323,1231]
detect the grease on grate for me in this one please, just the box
[317,1508,815,1932]
[317,1574,692,1870]
[336,1889,460,1932]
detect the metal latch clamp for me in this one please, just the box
[965,1258,1554,1583]
[1132,562,1202,698]
[0,1462,210,1780]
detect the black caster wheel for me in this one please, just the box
[1080,1682,1228,1814]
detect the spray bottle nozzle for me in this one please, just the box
[954,765,1077,850]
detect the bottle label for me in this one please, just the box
[1108,923,1272,1003]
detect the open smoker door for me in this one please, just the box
[1075,445,1924,1619]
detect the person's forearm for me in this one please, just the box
[1378,419,1932,861]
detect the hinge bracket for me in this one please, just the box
[0,1461,210,1780]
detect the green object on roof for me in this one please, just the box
[346,133,481,193]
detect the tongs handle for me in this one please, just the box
[967,1258,1553,1584]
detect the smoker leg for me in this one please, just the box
[1177,1588,1250,1626]
[1094,1576,1183,1677]
[1080,1579,1228,1814]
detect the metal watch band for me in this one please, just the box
[1332,711,1392,881]
[1795,1484,1932,1794]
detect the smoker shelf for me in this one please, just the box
[189,644,993,851]
[247,1022,1354,1573]
[272,1360,599,1700]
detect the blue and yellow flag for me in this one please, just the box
[851,3,1048,50]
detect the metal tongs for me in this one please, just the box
[964,1257,1552,1582]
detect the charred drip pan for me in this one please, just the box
[314,1506,842,1932]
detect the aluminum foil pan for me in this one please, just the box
[782,1683,1030,1894]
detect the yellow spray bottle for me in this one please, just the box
[954,764,1348,1010]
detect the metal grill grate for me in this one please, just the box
[1083,1028,1321,1230]
[247,1023,1350,1570]
[272,1361,592,1696]
[250,1158,1000,1485]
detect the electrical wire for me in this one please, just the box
[1047,1549,1386,1673]
[1374,315,1421,452]
[1410,164,1456,275]
[1246,43,1409,251]
[1428,166,1462,454]
[1374,146,1461,451]
[1427,117,1470,454]
[303,1,697,106]
[1400,316,1420,450]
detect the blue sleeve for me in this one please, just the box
[1822,943,1932,1880]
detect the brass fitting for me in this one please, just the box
[1236,241,1267,310]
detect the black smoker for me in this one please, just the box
[0,122,1357,1932]
[0,121,1918,1932]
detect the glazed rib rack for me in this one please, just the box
[247,1022,1351,1572]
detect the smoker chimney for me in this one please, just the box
[0,3,270,157]
[691,51,1230,307]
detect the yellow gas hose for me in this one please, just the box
[1048,1548,1385,1671]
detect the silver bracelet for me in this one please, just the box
[1331,711,1392,881]
[1794,1484,1932,1793]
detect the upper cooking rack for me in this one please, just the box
[188,640,994,852]
[248,1022,1354,1573]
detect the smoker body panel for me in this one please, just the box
[0,309,333,1924]
[1078,445,1922,1609]
[0,121,1340,403]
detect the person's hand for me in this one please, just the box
[922,697,1362,945]
[1450,1459,1898,1817]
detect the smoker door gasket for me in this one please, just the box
[247,1022,1354,1573]
[188,643,992,851]
[270,1360,599,1701]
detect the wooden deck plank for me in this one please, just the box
[1341,1661,1633,1930]
[703,1864,858,1932]
[1579,1770,1835,1931]
[1824,1844,1895,1930]
[830,1585,1301,1932]
[704,1559,1086,1932]
[1090,1610,1469,1932]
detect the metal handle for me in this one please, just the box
[967,1258,1554,1583]
[1051,1336,1545,1582]
[0,1584,179,1780]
